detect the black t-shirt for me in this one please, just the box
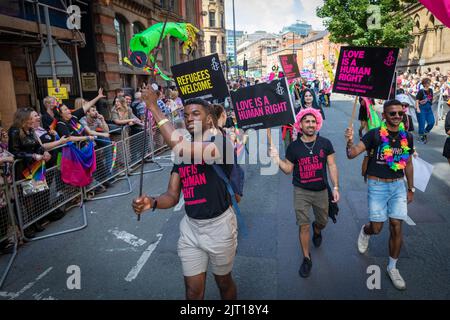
[416,88,433,103]
[55,108,86,137]
[362,128,414,179]
[286,136,335,191]
[41,110,54,131]
[170,135,234,220]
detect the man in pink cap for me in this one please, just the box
[270,108,340,278]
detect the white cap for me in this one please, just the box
[151,83,158,91]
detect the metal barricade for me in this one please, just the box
[12,146,87,242]
[0,170,18,288]
[83,127,132,201]
[125,125,165,176]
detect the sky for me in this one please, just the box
[224,0,325,34]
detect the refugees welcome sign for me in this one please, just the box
[231,78,295,130]
[332,46,399,99]
[171,53,229,101]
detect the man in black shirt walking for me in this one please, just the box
[345,99,415,290]
[133,88,237,300]
[270,108,340,278]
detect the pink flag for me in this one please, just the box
[419,0,450,28]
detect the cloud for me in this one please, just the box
[224,0,325,33]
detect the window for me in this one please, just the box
[210,36,217,53]
[209,11,215,27]
[220,13,224,29]
[170,38,177,66]
[114,16,128,65]
[221,37,226,54]
[132,22,145,35]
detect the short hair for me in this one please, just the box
[134,92,142,99]
[115,88,124,94]
[43,96,55,106]
[422,78,431,86]
[184,98,211,112]
[383,99,402,112]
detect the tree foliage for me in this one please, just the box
[317,0,417,48]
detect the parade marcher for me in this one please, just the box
[415,78,435,143]
[443,101,450,165]
[301,88,325,120]
[345,99,415,290]
[133,88,238,300]
[270,108,340,278]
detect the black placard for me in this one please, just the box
[171,53,229,102]
[332,46,399,100]
[279,54,300,80]
[231,78,296,130]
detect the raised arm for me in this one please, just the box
[345,126,367,159]
[82,88,106,113]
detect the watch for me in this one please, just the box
[408,187,415,193]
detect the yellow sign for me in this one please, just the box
[48,87,68,100]
[47,79,61,88]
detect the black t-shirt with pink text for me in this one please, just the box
[286,136,334,191]
[170,136,234,220]
[362,128,414,179]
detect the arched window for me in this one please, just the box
[132,21,145,35]
[114,15,128,65]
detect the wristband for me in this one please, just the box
[151,197,158,211]
[157,119,169,128]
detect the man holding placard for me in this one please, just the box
[345,99,415,291]
[270,108,340,278]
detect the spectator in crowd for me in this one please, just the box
[80,106,113,188]
[0,127,15,253]
[131,92,146,121]
[8,107,53,238]
[41,96,58,131]
[112,88,124,107]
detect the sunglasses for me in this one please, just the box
[388,111,405,117]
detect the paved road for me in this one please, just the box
[1,94,449,300]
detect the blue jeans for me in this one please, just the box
[416,103,435,135]
[368,179,407,222]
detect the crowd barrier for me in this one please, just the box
[0,171,18,288]
[0,120,175,288]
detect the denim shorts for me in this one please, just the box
[367,179,408,222]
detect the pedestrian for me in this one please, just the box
[443,101,450,165]
[133,88,238,300]
[345,99,415,290]
[415,78,435,143]
[269,107,340,278]
[300,88,325,120]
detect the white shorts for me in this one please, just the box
[177,207,238,277]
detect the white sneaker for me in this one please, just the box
[387,267,406,290]
[357,225,370,254]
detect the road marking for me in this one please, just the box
[0,267,53,300]
[174,196,185,211]
[405,215,416,226]
[105,247,139,253]
[108,228,147,247]
[125,234,163,282]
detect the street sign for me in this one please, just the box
[35,39,73,78]
[48,87,68,100]
[81,73,98,91]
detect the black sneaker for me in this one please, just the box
[47,208,65,221]
[299,256,312,278]
[312,222,322,248]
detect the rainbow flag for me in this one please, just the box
[49,118,58,131]
[22,160,46,181]
[70,119,85,135]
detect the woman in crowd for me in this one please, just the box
[8,108,53,238]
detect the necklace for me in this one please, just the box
[379,122,410,171]
[301,138,316,155]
